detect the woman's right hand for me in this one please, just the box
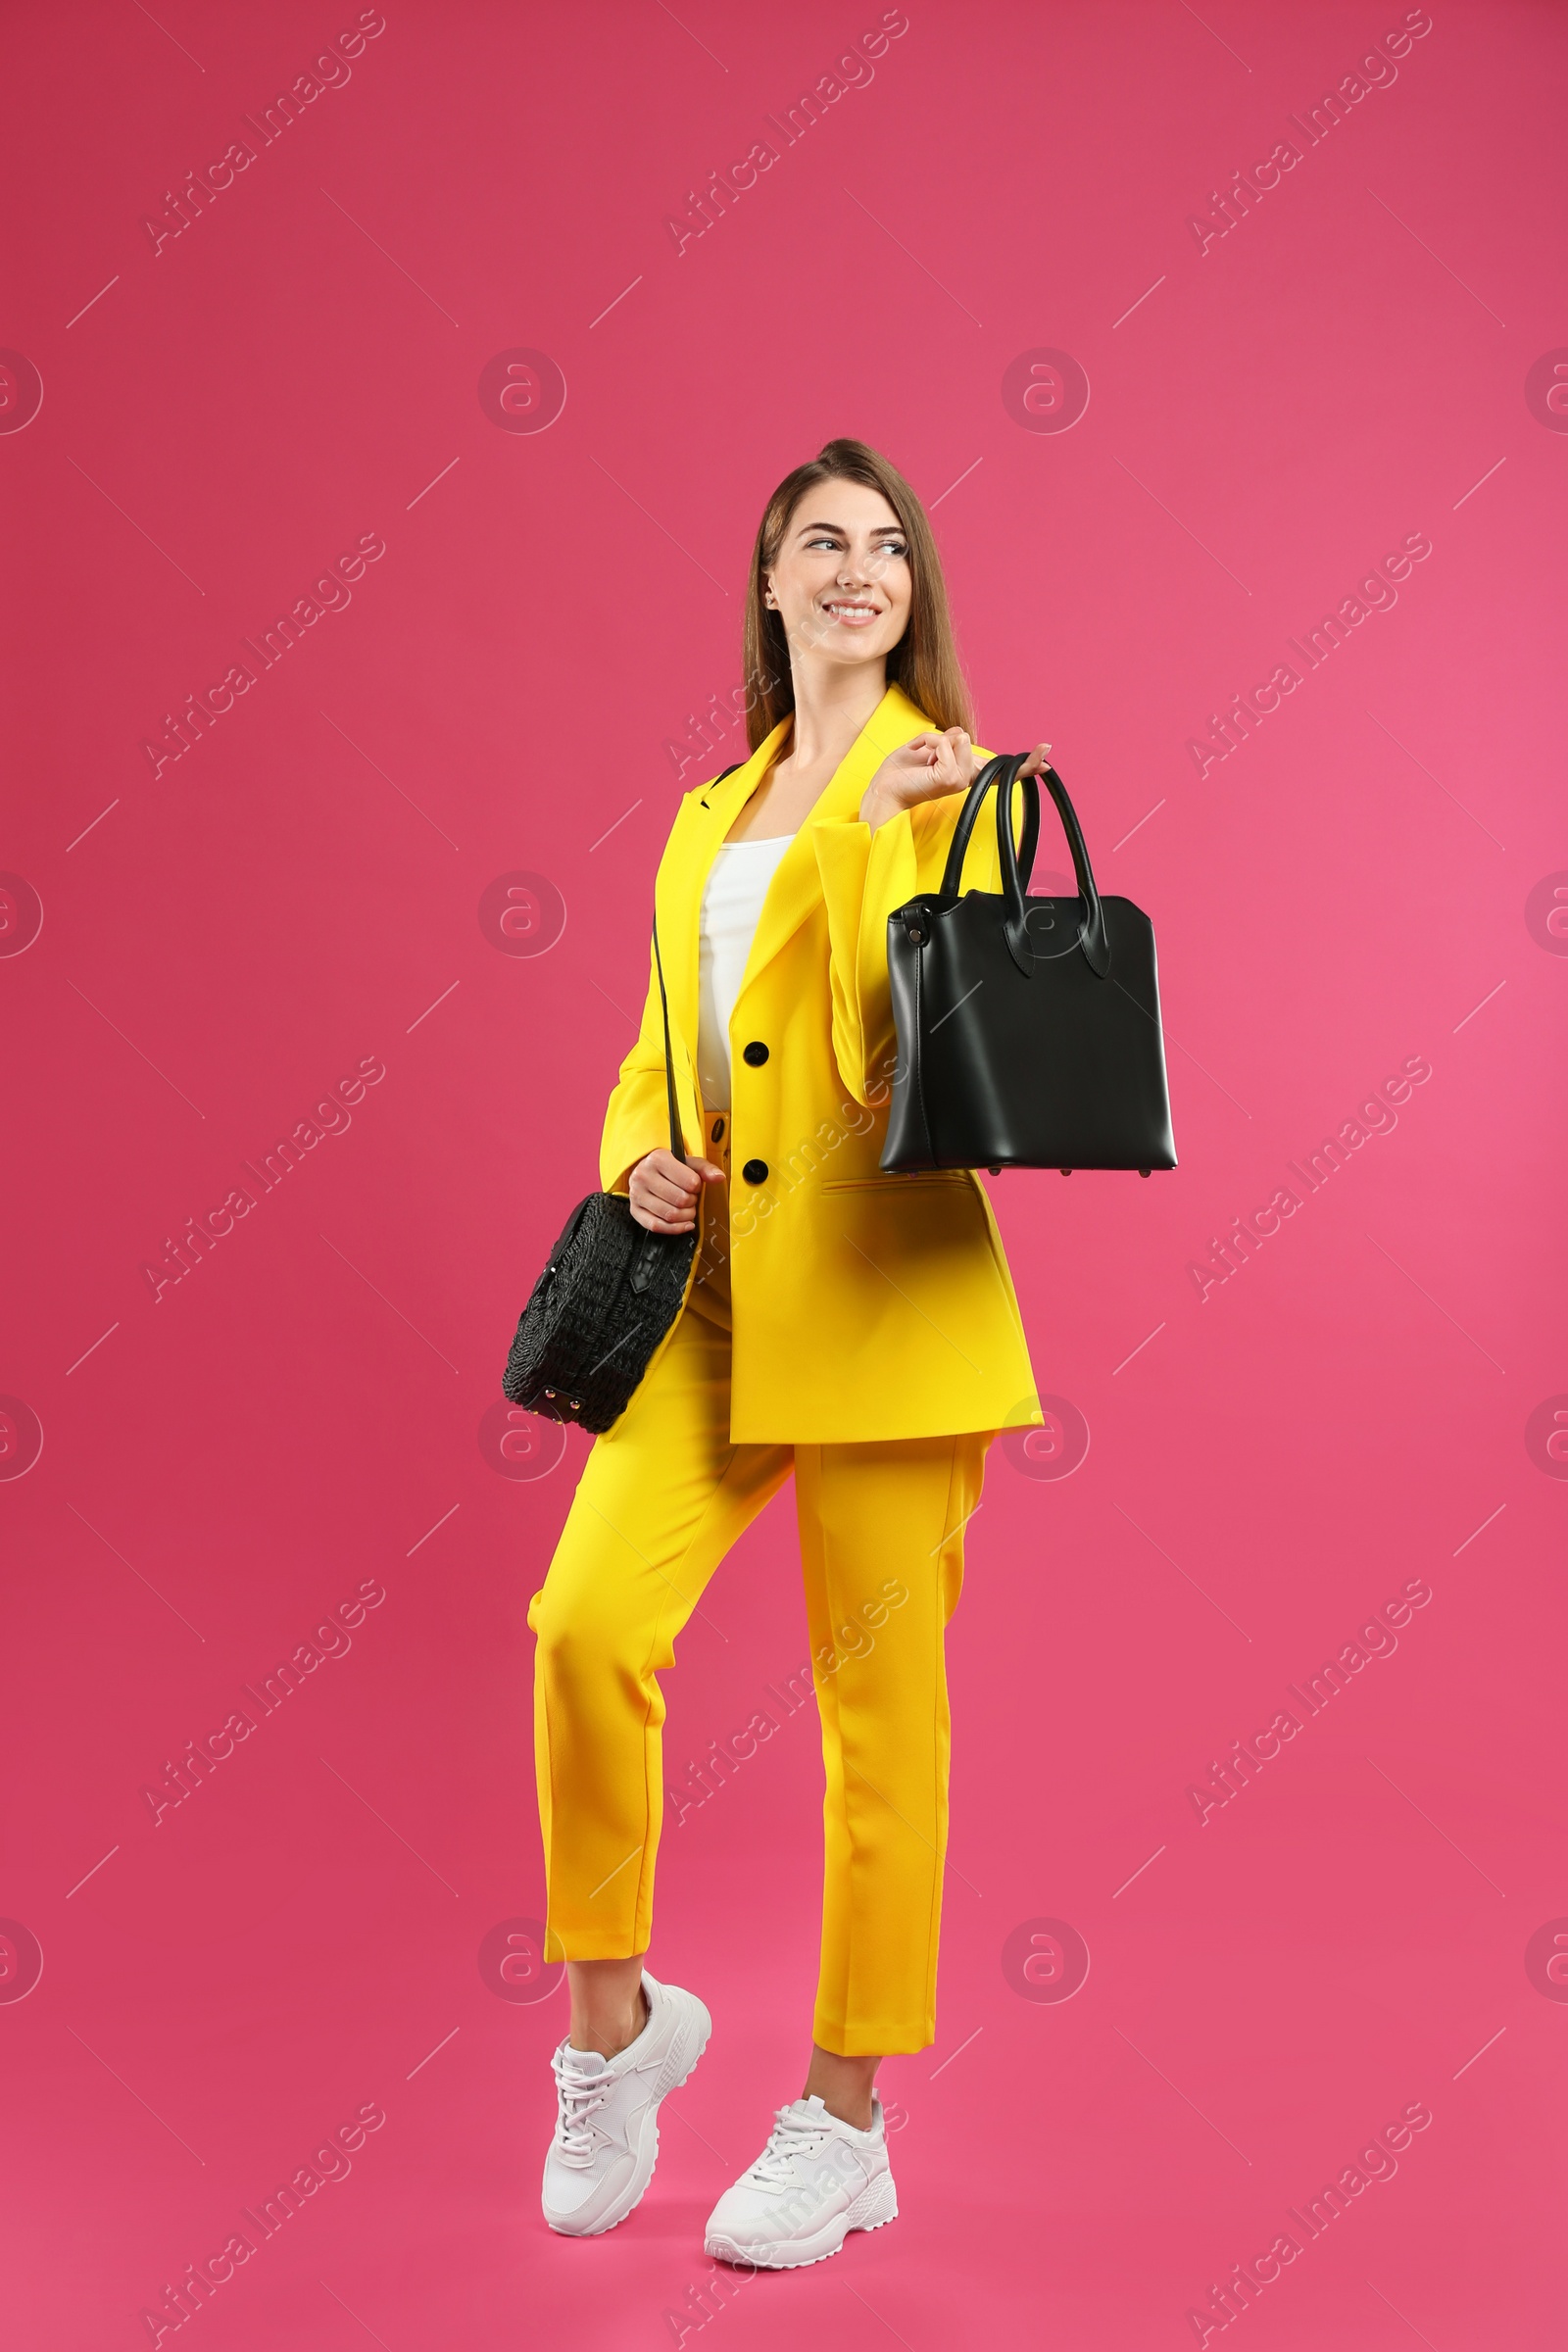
[859,730,1053,833]
[627,1149,725,1234]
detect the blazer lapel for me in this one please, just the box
[735,682,931,1001]
[662,720,790,1067]
[660,683,934,1076]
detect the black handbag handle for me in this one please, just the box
[995,754,1111,979]
[939,752,1110,978]
[938,753,1023,897]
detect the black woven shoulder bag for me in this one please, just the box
[501,913,699,1434]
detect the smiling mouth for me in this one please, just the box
[821,601,880,625]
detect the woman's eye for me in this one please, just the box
[805,534,906,557]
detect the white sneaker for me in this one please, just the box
[704,2090,898,2269]
[541,1971,711,2235]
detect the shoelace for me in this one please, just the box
[551,2050,615,2167]
[745,2104,839,2186]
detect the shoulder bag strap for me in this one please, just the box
[649,758,749,1167]
[649,913,685,1165]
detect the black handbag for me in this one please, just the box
[881,751,1177,1176]
[501,915,699,1434]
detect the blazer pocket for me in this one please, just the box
[820,1172,972,1193]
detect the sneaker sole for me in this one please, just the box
[544,1994,712,2238]
[704,2173,898,2270]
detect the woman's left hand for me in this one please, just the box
[859,731,1053,833]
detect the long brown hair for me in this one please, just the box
[741,437,974,753]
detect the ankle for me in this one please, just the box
[570,1979,648,2060]
[803,2041,880,2132]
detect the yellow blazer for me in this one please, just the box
[600,682,1045,1444]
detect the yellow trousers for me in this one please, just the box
[526,1110,994,2056]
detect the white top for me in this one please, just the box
[696,835,796,1109]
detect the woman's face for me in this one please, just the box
[764,479,912,674]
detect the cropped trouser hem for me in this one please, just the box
[811,2009,936,2061]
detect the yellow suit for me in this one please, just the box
[600,681,1044,1443]
[527,683,1043,2054]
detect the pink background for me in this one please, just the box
[3,2,1565,2344]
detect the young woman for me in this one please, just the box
[527,437,1049,2269]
